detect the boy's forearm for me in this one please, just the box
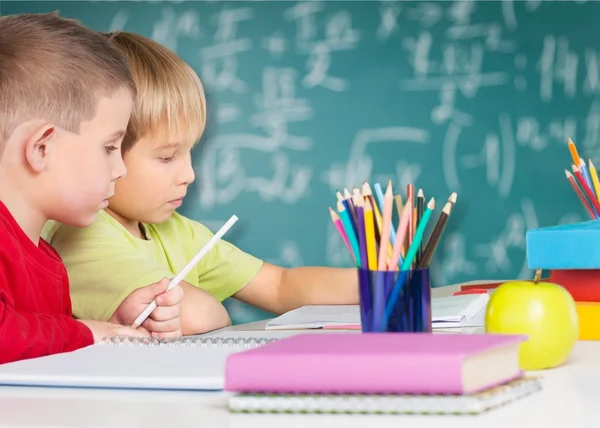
[277,267,359,314]
[180,282,231,335]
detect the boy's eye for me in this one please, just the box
[104,145,118,154]
[160,155,176,163]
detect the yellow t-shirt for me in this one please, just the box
[42,210,263,321]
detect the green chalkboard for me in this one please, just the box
[3,0,599,323]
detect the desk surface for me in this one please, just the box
[0,320,597,428]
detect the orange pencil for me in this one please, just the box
[568,137,581,168]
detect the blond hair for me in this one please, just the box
[0,13,136,156]
[103,31,207,152]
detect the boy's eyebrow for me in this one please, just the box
[106,130,125,141]
[154,142,180,150]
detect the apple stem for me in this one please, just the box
[533,269,542,283]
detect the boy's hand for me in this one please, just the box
[109,278,184,338]
[79,320,149,343]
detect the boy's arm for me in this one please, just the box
[0,272,93,364]
[179,282,231,334]
[233,263,359,315]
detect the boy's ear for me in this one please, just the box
[24,123,56,173]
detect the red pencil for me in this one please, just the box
[565,169,595,219]
[572,166,600,217]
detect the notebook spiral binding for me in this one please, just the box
[100,336,278,348]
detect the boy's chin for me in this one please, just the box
[59,211,99,229]
[150,209,176,225]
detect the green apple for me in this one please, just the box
[485,278,579,371]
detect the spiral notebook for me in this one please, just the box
[228,377,542,415]
[0,335,279,391]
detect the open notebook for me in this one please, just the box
[265,294,490,330]
[0,335,283,391]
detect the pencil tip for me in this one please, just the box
[568,137,575,145]
[417,188,424,197]
[565,169,572,177]
[590,159,595,168]
[344,188,351,197]
[385,180,393,194]
[449,192,457,203]
[427,198,435,209]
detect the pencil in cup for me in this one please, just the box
[131,215,239,329]
[382,198,435,330]
[334,202,361,266]
[329,207,355,263]
[357,267,432,333]
[373,182,397,248]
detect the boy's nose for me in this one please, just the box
[112,156,127,181]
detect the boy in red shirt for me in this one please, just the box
[0,13,184,364]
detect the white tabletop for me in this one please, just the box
[0,321,597,428]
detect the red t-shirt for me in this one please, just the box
[0,201,94,364]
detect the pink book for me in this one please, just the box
[225,333,526,395]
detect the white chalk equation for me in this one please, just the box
[197,66,313,208]
[98,1,600,298]
[321,127,429,193]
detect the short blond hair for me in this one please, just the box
[103,31,207,152]
[0,13,136,156]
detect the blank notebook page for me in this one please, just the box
[0,341,256,390]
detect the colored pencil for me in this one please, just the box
[579,158,595,196]
[565,169,595,219]
[406,184,414,262]
[355,195,369,270]
[568,137,581,167]
[415,189,425,265]
[573,165,600,216]
[373,182,397,247]
[343,188,359,231]
[389,202,412,270]
[589,160,600,203]
[364,199,378,270]
[362,182,390,256]
[448,192,457,204]
[394,194,406,258]
[329,206,354,260]
[336,201,361,266]
[377,181,395,270]
[418,200,454,269]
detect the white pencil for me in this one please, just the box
[131,214,239,329]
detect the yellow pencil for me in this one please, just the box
[364,199,378,270]
[362,182,393,259]
[589,160,600,203]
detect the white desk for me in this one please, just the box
[0,321,597,428]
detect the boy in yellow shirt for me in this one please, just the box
[43,31,358,335]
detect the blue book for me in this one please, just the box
[526,220,600,269]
